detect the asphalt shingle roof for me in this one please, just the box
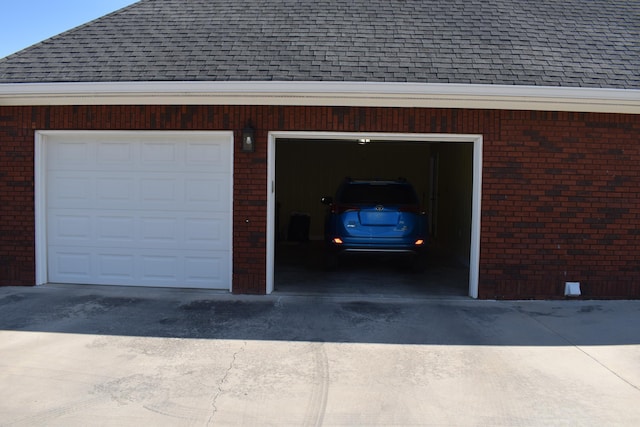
[0,0,638,88]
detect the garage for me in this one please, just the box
[266,132,483,297]
[35,131,233,290]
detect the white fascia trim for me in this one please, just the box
[1,81,639,114]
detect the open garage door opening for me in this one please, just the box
[266,132,483,298]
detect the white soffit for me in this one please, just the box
[0,81,639,114]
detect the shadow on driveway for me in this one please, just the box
[1,284,638,347]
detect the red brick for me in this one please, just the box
[0,105,639,298]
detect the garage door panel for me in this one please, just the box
[139,216,180,244]
[185,255,226,286]
[50,251,92,282]
[49,211,229,250]
[97,141,134,165]
[184,218,225,249]
[48,135,232,172]
[48,141,91,166]
[48,173,92,205]
[45,132,232,289]
[99,254,135,280]
[49,245,231,288]
[186,142,227,169]
[96,177,136,203]
[185,176,230,208]
[48,248,167,285]
[48,172,230,211]
[141,255,179,281]
[140,177,178,202]
[96,215,136,242]
[50,213,92,242]
[140,142,178,164]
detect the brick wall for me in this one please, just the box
[482,111,640,299]
[0,105,638,298]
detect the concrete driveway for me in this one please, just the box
[0,284,639,426]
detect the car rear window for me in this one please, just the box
[337,183,418,205]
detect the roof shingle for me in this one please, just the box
[0,0,638,88]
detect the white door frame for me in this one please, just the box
[35,130,235,289]
[267,131,483,298]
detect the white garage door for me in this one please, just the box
[43,132,233,289]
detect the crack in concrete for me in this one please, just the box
[207,341,246,426]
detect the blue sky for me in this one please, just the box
[0,0,138,59]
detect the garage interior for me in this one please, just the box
[274,138,473,297]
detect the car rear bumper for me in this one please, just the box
[340,247,419,254]
[326,239,426,255]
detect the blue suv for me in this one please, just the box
[321,178,427,266]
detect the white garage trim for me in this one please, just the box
[35,131,234,290]
[3,82,639,114]
[266,131,483,298]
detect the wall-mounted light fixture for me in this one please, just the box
[357,138,371,145]
[241,124,256,152]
